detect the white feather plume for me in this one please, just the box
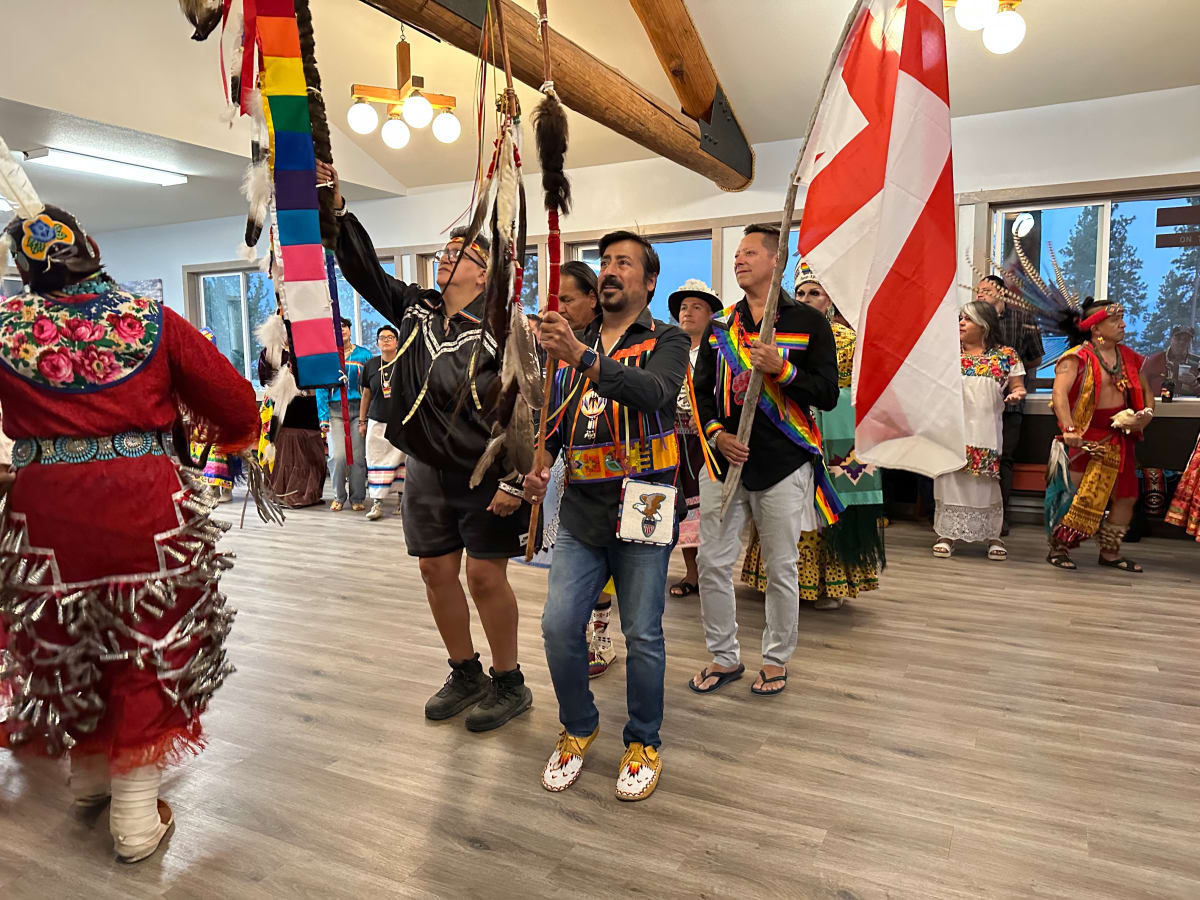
[0,135,43,220]
[255,313,287,369]
[241,157,271,228]
[236,242,259,263]
[263,363,300,418]
[0,233,11,271]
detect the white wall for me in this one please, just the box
[96,86,1200,315]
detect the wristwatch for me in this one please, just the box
[574,346,598,372]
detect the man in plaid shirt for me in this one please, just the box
[978,275,1043,535]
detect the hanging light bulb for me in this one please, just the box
[381,116,411,149]
[402,92,434,129]
[982,3,1026,54]
[953,0,999,32]
[431,111,461,144]
[347,100,379,135]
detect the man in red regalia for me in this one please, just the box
[0,187,259,862]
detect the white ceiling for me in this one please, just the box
[1,0,1197,232]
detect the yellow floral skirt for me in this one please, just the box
[740,529,879,604]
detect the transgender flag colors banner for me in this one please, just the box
[796,0,965,478]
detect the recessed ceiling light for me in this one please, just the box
[22,148,188,186]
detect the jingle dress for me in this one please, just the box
[0,274,258,770]
[934,345,1023,542]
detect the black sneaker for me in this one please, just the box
[465,666,533,732]
[425,654,490,720]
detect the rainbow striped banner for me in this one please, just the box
[709,316,844,526]
[256,1,342,388]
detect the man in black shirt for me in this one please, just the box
[318,160,532,733]
[978,274,1043,534]
[359,324,406,520]
[525,231,689,802]
[691,224,839,697]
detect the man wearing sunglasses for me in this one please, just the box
[318,161,533,734]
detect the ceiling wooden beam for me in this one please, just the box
[357,0,754,191]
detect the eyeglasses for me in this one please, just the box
[377,334,398,342]
[433,248,486,268]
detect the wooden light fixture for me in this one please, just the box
[348,39,460,144]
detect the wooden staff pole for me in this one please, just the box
[718,0,862,521]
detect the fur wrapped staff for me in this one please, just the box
[523,0,572,559]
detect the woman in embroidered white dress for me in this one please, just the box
[933,301,1026,560]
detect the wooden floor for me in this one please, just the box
[3,496,1200,899]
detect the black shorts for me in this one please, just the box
[401,456,530,559]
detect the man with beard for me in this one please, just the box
[525,231,689,801]
[690,223,839,698]
[318,161,532,733]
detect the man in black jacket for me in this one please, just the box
[317,161,531,733]
[690,224,839,698]
[525,231,689,802]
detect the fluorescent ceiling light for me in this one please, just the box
[23,148,188,186]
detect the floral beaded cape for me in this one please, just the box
[0,279,162,392]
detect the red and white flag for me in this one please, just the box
[796,0,964,477]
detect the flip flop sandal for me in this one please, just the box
[751,670,788,696]
[669,581,698,598]
[1098,556,1143,573]
[987,543,1008,561]
[688,664,745,694]
[932,540,953,558]
[1046,551,1077,570]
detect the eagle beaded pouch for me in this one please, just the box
[616,479,677,546]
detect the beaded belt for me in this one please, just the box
[10,431,170,471]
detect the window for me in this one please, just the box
[201,274,249,378]
[574,234,713,323]
[194,256,400,379]
[994,194,1200,396]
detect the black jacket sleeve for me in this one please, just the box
[776,307,839,412]
[594,327,690,413]
[692,320,721,436]
[334,212,423,325]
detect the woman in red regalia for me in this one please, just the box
[0,192,259,861]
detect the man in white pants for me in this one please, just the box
[690,224,840,697]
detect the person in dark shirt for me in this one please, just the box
[977,274,1043,534]
[358,324,406,520]
[524,231,689,802]
[690,223,839,698]
[317,160,532,733]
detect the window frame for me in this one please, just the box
[989,185,1200,407]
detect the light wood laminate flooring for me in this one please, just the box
[2,497,1199,898]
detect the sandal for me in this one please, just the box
[1098,556,1143,573]
[669,581,698,598]
[750,669,788,696]
[688,664,745,694]
[932,539,953,558]
[987,541,1008,561]
[329,500,344,512]
[1046,551,1077,570]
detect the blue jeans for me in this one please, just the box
[328,412,367,505]
[541,525,672,748]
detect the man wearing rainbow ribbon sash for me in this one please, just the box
[691,224,840,698]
